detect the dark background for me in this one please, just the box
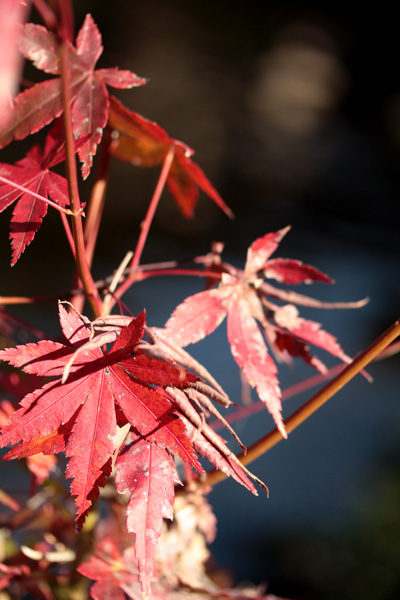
[1,2,400,599]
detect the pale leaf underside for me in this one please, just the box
[115,434,180,597]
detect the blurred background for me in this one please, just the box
[1,1,400,598]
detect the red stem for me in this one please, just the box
[109,145,175,310]
[0,310,46,339]
[134,268,222,282]
[83,129,112,268]
[0,269,219,307]
[0,175,74,215]
[60,212,76,258]
[202,318,400,488]
[211,363,348,432]
[0,294,70,304]
[131,145,175,271]
[70,131,113,315]
[30,0,57,30]
[54,0,74,41]
[58,40,103,318]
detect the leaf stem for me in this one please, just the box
[103,251,134,315]
[83,129,112,268]
[60,212,76,258]
[70,130,113,315]
[0,175,74,215]
[202,318,400,488]
[0,293,72,305]
[211,364,348,432]
[133,268,222,282]
[30,0,57,31]
[110,145,175,309]
[58,40,103,318]
[131,145,176,271]
[0,268,220,307]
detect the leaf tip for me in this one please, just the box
[225,206,235,220]
[280,224,291,239]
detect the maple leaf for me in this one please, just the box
[78,537,141,600]
[0,120,72,265]
[182,415,258,494]
[0,304,198,530]
[26,453,58,485]
[0,14,146,178]
[161,227,366,437]
[0,306,273,596]
[114,431,181,597]
[0,398,57,485]
[155,386,266,495]
[0,563,30,592]
[79,496,288,600]
[108,95,233,219]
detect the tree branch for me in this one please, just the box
[58,39,103,318]
[201,318,400,489]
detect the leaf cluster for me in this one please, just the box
[0,4,390,600]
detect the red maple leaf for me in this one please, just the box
[0,14,146,178]
[0,120,72,265]
[161,227,366,437]
[0,563,31,592]
[108,95,233,219]
[0,306,272,595]
[182,415,258,494]
[155,385,266,494]
[114,431,181,597]
[78,537,141,600]
[113,423,262,597]
[0,304,198,530]
[0,397,57,485]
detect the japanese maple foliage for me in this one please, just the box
[0,305,197,523]
[0,2,391,600]
[78,492,285,600]
[0,120,72,264]
[108,96,233,219]
[0,303,265,594]
[0,13,146,178]
[114,432,181,597]
[161,226,359,437]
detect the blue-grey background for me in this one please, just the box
[1,2,399,598]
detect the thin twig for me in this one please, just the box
[133,268,222,282]
[30,0,57,31]
[83,130,113,267]
[0,294,71,305]
[211,364,349,432]
[131,145,175,272]
[71,133,112,315]
[59,212,76,258]
[201,318,400,488]
[110,145,175,309]
[0,175,74,215]
[103,251,134,315]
